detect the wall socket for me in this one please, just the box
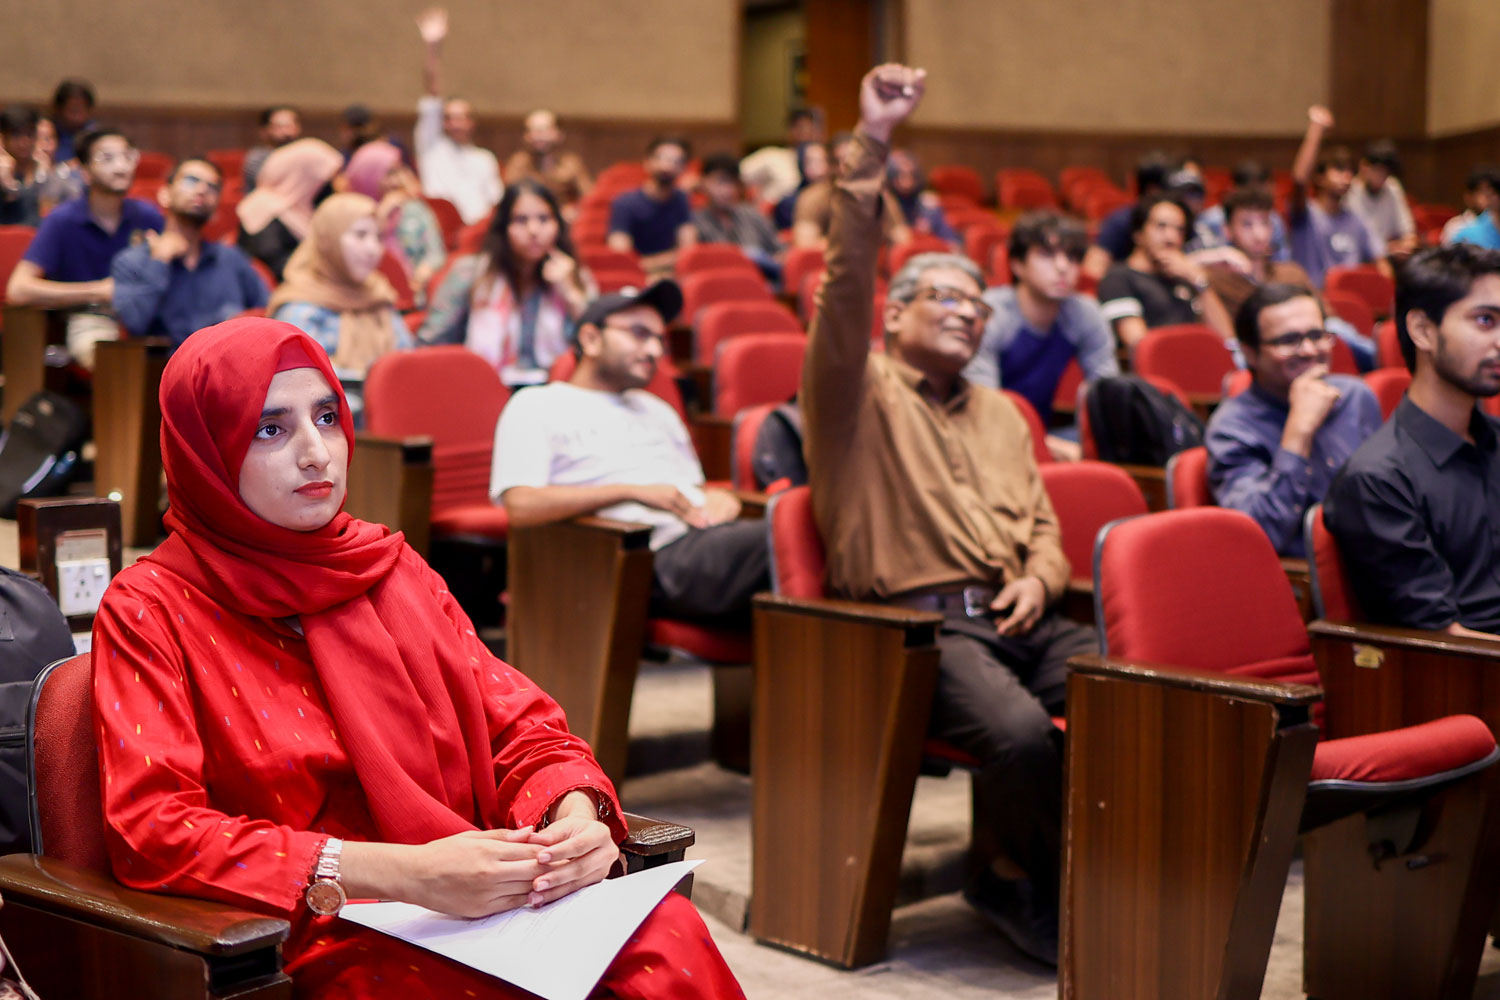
[58,558,111,618]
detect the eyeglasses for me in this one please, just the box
[1262,328,1334,353]
[89,148,138,167]
[176,174,222,194]
[602,322,666,346]
[914,285,994,323]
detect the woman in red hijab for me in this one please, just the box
[91,317,742,999]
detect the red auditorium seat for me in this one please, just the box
[594,161,648,192]
[580,246,640,274]
[1038,461,1147,618]
[133,151,173,181]
[987,243,1010,285]
[205,148,247,183]
[1071,505,1500,999]
[1374,319,1401,368]
[376,252,416,312]
[886,232,955,275]
[1083,187,1132,222]
[780,246,825,304]
[1051,357,1084,417]
[1304,504,1360,623]
[456,219,490,254]
[693,299,801,365]
[928,165,985,205]
[996,169,1058,211]
[0,225,35,306]
[679,267,771,327]
[964,226,1008,278]
[364,346,511,544]
[1164,444,1212,509]
[422,196,465,252]
[1323,290,1374,336]
[1004,390,1054,467]
[1325,265,1394,318]
[677,243,758,277]
[1361,366,1410,419]
[0,652,697,998]
[713,333,805,417]
[1133,324,1235,399]
[730,401,779,489]
[590,267,650,293]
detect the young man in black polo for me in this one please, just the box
[1325,243,1500,637]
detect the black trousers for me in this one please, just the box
[649,520,771,625]
[929,612,1097,903]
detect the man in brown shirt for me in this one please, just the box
[503,109,593,220]
[801,65,1094,967]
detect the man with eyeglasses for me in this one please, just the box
[1206,283,1380,555]
[111,157,268,349]
[6,127,162,368]
[493,280,770,624]
[801,65,1096,967]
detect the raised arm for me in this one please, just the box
[416,7,447,98]
[801,65,925,449]
[1290,105,1333,214]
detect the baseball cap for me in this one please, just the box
[575,279,684,332]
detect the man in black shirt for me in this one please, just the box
[1096,192,1231,350]
[1324,243,1500,637]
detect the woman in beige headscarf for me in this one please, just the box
[237,137,343,281]
[267,193,410,399]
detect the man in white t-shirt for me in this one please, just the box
[492,280,770,622]
[413,7,502,224]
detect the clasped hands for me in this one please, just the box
[400,791,618,918]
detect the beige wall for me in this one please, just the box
[741,6,805,146]
[0,0,738,121]
[904,0,1330,135]
[1428,0,1500,135]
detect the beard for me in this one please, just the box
[1434,334,1500,398]
[652,171,679,188]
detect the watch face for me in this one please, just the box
[306,879,346,916]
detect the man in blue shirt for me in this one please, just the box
[1286,105,1389,289]
[963,211,1117,440]
[1452,199,1500,251]
[112,157,268,348]
[606,136,696,276]
[6,127,162,367]
[1206,282,1381,555]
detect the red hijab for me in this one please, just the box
[149,317,503,843]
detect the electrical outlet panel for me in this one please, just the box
[58,558,111,618]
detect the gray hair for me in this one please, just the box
[887,252,986,305]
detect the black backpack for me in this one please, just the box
[1085,375,1205,465]
[751,402,808,489]
[0,567,74,854]
[0,391,89,518]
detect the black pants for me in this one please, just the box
[929,612,1097,902]
[649,520,771,625]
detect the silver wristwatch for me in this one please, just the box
[305,837,346,916]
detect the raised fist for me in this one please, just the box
[858,64,927,144]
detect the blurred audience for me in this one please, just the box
[49,78,97,166]
[267,193,410,385]
[607,136,696,275]
[503,109,592,221]
[0,105,47,226]
[793,131,909,250]
[772,140,828,232]
[113,156,268,346]
[693,153,782,282]
[1347,139,1418,261]
[1443,165,1500,246]
[1288,105,1388,288]
[6,127,163,368]
[887,149,958,245]
[243,105,302,192]
[236,137,343,282]
[342,139,446,293]
[740,106,826,206]
[419,178,593,387]
[413,7,502,224]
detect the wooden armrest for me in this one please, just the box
[353,432,434,463]
[562,515,654,544]
[1067,653,1323,706]
[735,489,769,518]
[0,854,288,957]
[621,812,694,857]
[754,592,943,629]
[1308,620,1500,659]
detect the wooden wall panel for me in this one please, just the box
[1329,0,1429,139]
[1428,0,1500,135]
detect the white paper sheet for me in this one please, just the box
[340,859,703,1000]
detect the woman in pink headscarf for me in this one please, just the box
[342,139,446,294]
[237,137,343,282]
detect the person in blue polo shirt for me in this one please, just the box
[606,136,696,277]
[6,127,162,368]
[112,157,268,348]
